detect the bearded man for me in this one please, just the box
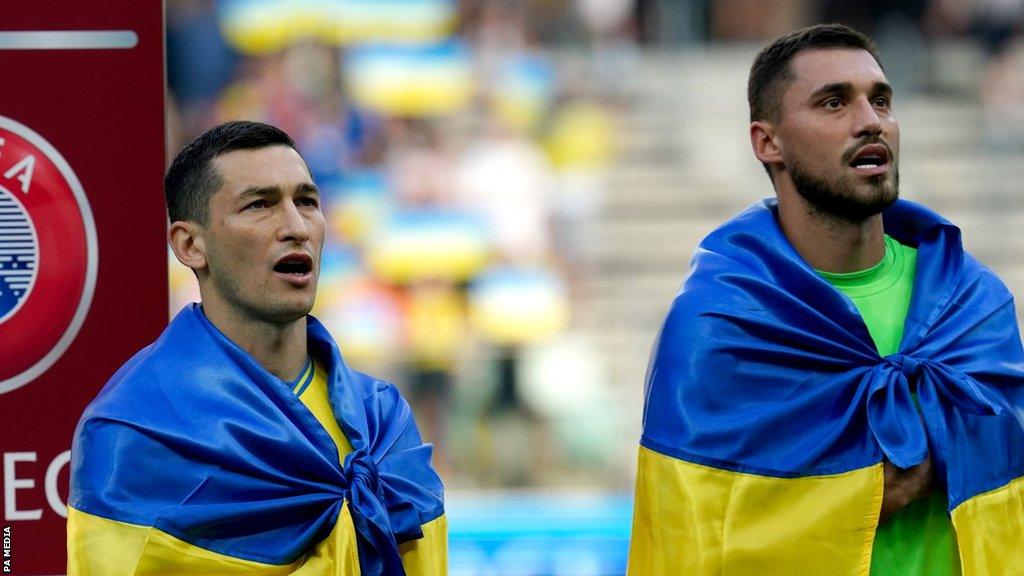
[628,23,1024,576]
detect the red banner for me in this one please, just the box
[0,3,166,573]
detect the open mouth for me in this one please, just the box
[273,254,313,276]
[848,144,890,173]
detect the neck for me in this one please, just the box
[776,191,886,273]
[200,301,309,382]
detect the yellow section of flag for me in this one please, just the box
[628,445,883,576]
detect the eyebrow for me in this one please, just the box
[237,182,319,200]
[295,182,319,195]
[808,81,893,102]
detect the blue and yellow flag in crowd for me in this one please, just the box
[344,40,473,117]
[68,304,445,575]
[219,0,457,54]
[629,199,1024,576]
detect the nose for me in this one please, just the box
[852,97,883,138]
[276,202,310,243]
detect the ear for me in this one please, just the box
[750,120,784,167]
[169,220,208,272]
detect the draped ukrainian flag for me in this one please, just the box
[628,199,1024,576]
[68,304,445,575]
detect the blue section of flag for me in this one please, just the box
[71,304,444,573]
[642,199,1024,509]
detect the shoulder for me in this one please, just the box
[69,332,209,522]
[349,370,416,426]
[74,315,205,456]
[308,314,416,418]
[80,349,165,421]
[349,368,402,397]
[887,200,1014,305]
[960,251,1015,304]
[81,318,197,418]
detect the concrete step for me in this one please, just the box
[590,218,715,256]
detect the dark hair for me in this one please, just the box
[748,24,881,124]
[164,121,298,225]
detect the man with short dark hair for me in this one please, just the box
[628,24,1024,575]
[68,121,447,575]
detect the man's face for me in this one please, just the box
[199,145,325,325]
[773,48,900,222]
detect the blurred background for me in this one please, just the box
[165,0,1024,573]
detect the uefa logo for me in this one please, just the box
[0,115,97,394]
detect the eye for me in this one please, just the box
[873,96,891,108]
[822,97,843,110]
[297,196,319,208]
[245,199,270,210]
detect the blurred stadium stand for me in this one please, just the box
[166,1,1024,573]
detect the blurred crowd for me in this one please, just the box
[167,0,626,491]
[166,0,1024,493]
